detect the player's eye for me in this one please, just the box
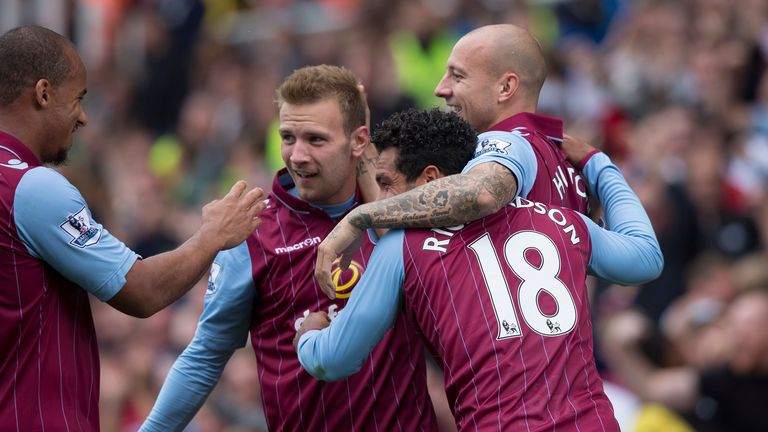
[281,134,295,144]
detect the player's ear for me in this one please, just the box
[35,79,52,108]
[498,72,519,103]
[421,165,443,183]
[350,125,369,158]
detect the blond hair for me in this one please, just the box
[276,65,366,135]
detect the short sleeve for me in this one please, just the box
[195,242,256,351]
[14,167,138,301]
[462,130,538,199]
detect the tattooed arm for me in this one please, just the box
[315,162,517,298]
[350,162,515,228]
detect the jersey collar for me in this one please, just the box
[0,130,42,169]
[270,168,361,218]
[486,112,563,140]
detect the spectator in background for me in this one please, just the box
[0,25,263,431]
[5,0,768,429]
[601,289,768,432]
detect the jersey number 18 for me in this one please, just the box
[468,231,578,340]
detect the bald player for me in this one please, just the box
[316,24,593,296]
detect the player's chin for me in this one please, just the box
[294,185,318,202]
[43,147,71,166]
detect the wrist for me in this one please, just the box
[294,327,323,351]
[195,224,227,251]
[576,149,602,171]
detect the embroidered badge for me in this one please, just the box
[475,138,512,157]
[206,262,222,296]
[59,207,101,248]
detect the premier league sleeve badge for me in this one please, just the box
[59,207,102,248]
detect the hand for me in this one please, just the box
[357,83,371,130]
[560,134,598,167]
[315,215,365,299]
[293,311,331,351]
[200,181,266,250]
[356,141,380,204]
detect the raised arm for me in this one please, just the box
[315,162,516,298]
[15,168,264,317]
[109,181,264,317]
[562,136,663,284]
[354,84,380,204]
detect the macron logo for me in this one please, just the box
[275,236,322,254]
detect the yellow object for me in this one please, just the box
[633,404,695,432]
[265,119,284,174]
[389,30,456,109]
[149,134,182,178]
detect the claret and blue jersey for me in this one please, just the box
[142,169,438,432]
[0,131,138,431]
[468,112,591,215]
[298,152,663,432]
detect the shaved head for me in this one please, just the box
[435,24,548,131]
[460,25,547,100]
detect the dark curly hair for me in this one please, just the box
[371,108,476,182]
[0,25,75,106]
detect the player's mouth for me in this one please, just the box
[293,170,318,179]
[448,105,462,114]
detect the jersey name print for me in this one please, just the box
[401,201,618,432]
[487,112,589,214]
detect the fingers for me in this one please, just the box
[249,200,266,223]
[225,180,248,199]
[312,311,331,324]
[338,253,352,272]
[243,187,264,205]
[293,311,332,351]
[315,244,337,300]
[357,83,371,127]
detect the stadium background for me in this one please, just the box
[2,0,767,430]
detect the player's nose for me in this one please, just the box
[434,74,451,98]
[289,140,312,164]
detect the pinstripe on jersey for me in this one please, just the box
[0,131,100,431]
[400,202,619,431]
[245,170,437,431]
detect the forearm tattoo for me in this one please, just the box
[356,152,378,177]
[348,163,517,229]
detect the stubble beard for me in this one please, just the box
[42,146,70,166]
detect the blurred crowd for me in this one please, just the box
[3,0,768,430]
